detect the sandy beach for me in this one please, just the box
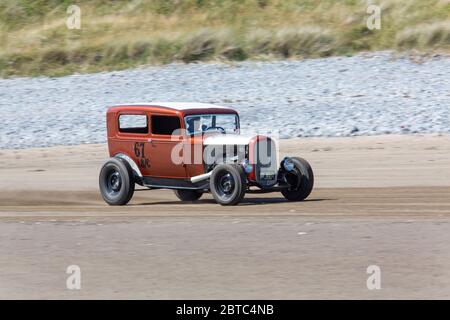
[1,134,450,299]
[2,0,450,302]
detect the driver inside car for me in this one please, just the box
[187,116,211,135]
[186,116,201,135]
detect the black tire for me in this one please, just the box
[174,189,203,201]
[281,157,314,201]
[99,157,135,205]
[210,164,246,206]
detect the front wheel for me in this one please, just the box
[281,157,314,201]
[99,158,135,205]
[210,164,246,206]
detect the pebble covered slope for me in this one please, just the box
[0,52,449,149]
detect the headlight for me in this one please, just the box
[282,157,295,172]
[241,159,253,173]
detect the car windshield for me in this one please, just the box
[184,114,239,136]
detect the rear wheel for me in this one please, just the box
[174,189,203,201]
[281,157,314,201]
[99,158,135,205]
[210,164,246,206]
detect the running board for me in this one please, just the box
[141,176,209,190]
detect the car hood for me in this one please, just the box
[203,133,256,145]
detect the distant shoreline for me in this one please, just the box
[1,49,449,80]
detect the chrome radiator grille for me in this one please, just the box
[254,138,278,187]
[204,144,247,167]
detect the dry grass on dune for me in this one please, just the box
[0,0,449,77]
[396,21,450,49]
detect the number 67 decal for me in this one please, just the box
[134,142,150,168]
[134,142,145,157]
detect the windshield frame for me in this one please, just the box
[184,113,240,136]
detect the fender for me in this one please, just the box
[114,153,143,184]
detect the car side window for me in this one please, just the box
[151,115,181,135]
[118,114,148,134]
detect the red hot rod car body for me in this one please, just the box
[99,102,314,206]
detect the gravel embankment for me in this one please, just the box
[1,52,449,149]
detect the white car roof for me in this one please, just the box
[112,102,234,111]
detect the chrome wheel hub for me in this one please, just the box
[107,171,122,194]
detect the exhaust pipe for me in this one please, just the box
[190,171,212,184]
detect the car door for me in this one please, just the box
[145,114,188,179]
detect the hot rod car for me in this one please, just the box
[99,102,314,206]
